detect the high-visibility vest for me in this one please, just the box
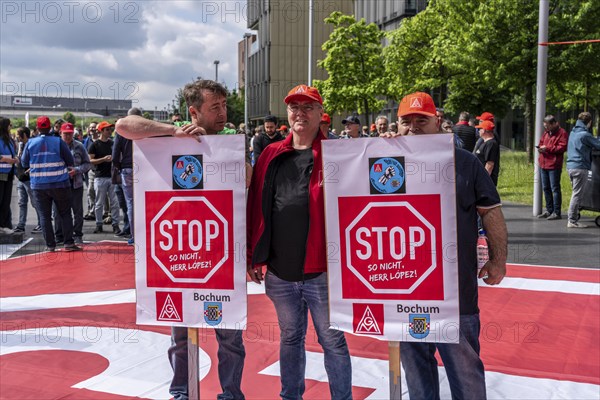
[0,139,15,174]
[27,136,69,185]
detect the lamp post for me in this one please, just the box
[243,33,252,132]
[214,60,220,82]
[308,0,314,85]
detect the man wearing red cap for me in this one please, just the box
[474,120,500,186]
[116,79,246,400]
[385,92,507,400]
[21,116,81,252]
[247,84,352,399]
[320,113,338,139]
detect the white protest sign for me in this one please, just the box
[134,135,246,329]
[322,135,459,342]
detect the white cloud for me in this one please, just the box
[0,0,250,110]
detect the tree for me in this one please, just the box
[314,11,386,125]
[142,112,153,120]
[226,89,244,127]
[62,111,76,124]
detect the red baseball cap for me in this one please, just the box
[97,121,115,131]
[475,120,495,131]
[397,92,437,118]
[476,112,494,121]
[278,125,288,131]
[284,84,323,105]
[321,113,331,124]
[37,116,51,129]
[60,122,74,133]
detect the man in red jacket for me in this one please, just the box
[537,115,568,220]
[247,84,352,400]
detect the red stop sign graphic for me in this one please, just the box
[339,195,444,300]
[146,191,233,289]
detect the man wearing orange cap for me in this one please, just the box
[117,79,246,400]
[474,120,500,186]
[247,84,352,399]
[385,92,507,400]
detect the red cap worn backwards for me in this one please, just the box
[37,116,51,129]
[284,84,323,105]
[397,92,437,118]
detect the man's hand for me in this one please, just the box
[103,155,112,162]
[538,145,547,153]
[479,259,506,285]
[173,124,207,142]
[247,264,264,284]
[379,132,402,138]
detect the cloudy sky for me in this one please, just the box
[0,1,249,111]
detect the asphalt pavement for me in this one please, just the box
[3,184,599,269]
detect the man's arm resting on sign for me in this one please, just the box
[115,115,206,141]
[478,205,508,285]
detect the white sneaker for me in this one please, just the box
[0,227,14,234]
[567,221,588,228]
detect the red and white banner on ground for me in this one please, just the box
[322,135,459,342]
[134,135,247,329]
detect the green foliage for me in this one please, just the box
[62,111,76,124]
[226,89,244,126]
[142,112,153,120]
[314,11,386,124]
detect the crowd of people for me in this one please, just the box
[0,78,598,399]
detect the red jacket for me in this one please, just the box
[247,131,327,274]
[538,127,568,169]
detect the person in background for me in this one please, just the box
[342,115,367,138]
[453,111,478,152]
[21,116,81,252]
[536,115,568,221]
[566,112,600,228]
[88,121,121,235]
[252,115,284,163]
[113,108,138,245]
[374,115,389,137]
[83,122,99,221]
[13,127,42,234]
[473,120,500,186]
[0,117,18,234]
[54,122,91,245]
[320,113,338,139]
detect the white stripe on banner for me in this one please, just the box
[0,238,33,261]
[259,351,600,400]
[31,162,65,168]
[30,168,67,177]
[480,276,600,296]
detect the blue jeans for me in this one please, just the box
[16,180,41,230]
[114,184,130,233]
[400,314,486,400]
[169,326,245,400]
[540,168,562,215]
[33,187,75,247]
[567,168,588,223]
[121,168,134,238]
[94,177,120,227]
[265,271,352,400]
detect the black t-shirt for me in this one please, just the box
[473,138,500,186]
[88,139,114,178]
[268,148,320,282]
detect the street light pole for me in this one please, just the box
[214,60,220,82]
[308,0,314,85]
[243,33,252,132]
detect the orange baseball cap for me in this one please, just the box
[475,120,495,131]
[284,84,323,105]
[321,113,331,124]
[97,121,115,131]
[397,92,437,117]
[476,112,494,121]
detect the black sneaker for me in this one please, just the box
[64,244,82,252]
[547,213,562,220]
[536,211,551,219]
[44,247,56,252]
[112,225,122,235]
[32,225,43,233]
[83,214,95,221]
[13,227,25,233]
[115,230,130,237]
[93,226,104,233]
